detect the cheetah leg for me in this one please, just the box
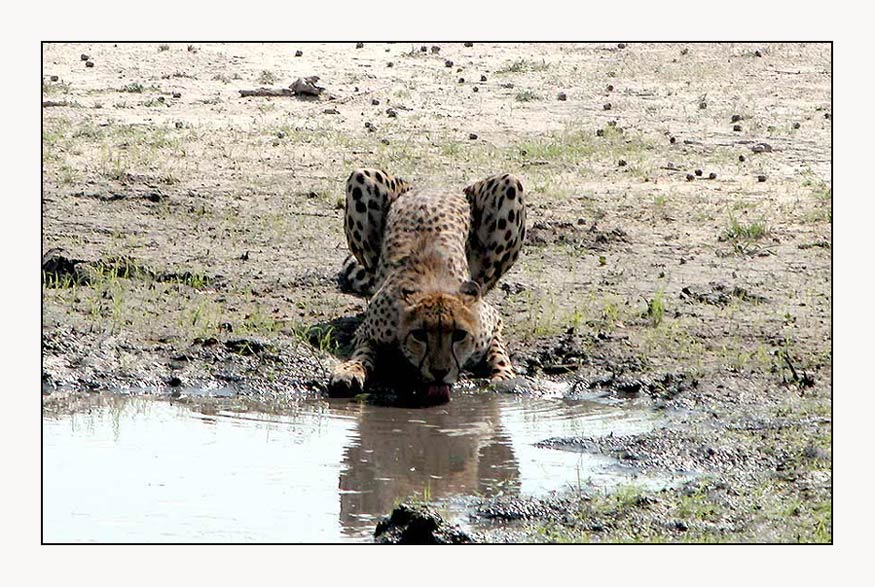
[464,173,526,293]
[340,168,411,296]
[328,339,377,395]
[485,329,515,381]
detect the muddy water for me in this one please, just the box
[43,390,663,543]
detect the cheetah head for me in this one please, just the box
[398,280,482,396]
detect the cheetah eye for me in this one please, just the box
[452,329,468,343]
[411,329,428,343]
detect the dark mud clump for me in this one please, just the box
[374,503,476,544]
[525,220,629,251]
[42,250,222,289]
[513,328,595,375]
[680,283,768,306]
[569,371,698,402]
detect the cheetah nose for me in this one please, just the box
[431,368,450,383]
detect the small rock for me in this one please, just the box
[464,42,474,48]
[420,45,428,53]
[699,100,707,109]
[387,61,394,67]
[168,376,183,388]
[686,173,695,182]
[356,42,364,49]
[603,102,612,110]
[480,74,487,82]
[295,50,303,57]
[468,133,478,140]
[617,43,626,49]
[50,75,59,82]
[381,138,390,145]
[731,114,743,123]
[694,169,703,176]
[458,77,465,83]
[793,122,801,129]
[323,108,339,114]
[365,122,377,132]
[618,159,627,167]
[472,86,479,93]
[757,175,768,182]
[444,59,454,67]
[172,91,182,98]
[680,47,689,55]
[708,172,717,180]
[750,142,773,153]
[824,112,831,120]
[669,136,676,144]
[80,54,89,61]
[277,131,286,139]
[557,91,567,101]
[85,61,94,68]
[739,154,746,162]
[431,46,441,54]
[596,129,605,137]
[175,121,184,129]
[733,124,742,132]
[371,98,380,106]
[606,84,614,92]
[754,48,764,57]
[386,108,397,118]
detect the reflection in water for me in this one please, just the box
[337,395,520,536]
[43,391,659,542]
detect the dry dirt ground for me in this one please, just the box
[41,42,831,543]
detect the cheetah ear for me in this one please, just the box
[459,280,481,304]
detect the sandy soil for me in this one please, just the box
[42,42,831,543]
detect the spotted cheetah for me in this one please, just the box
[330,168,526,402]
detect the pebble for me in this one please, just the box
[708,172,717,180]
[731,114,743,123]
[277,131,286,139]
[431,46,441,54]
[175,121,184,129]
[172,91,182,98]
[596,129,605,137]
[695,169,703,176]
[739,154,746,162]
[458,77,465,83]
[686,173,695,182]
[473,86,479,92]
[468,133,478,140]
[824,112,831,120]
[85,61,94,68]
[606,84,614,92]
[444,59,454,67]
[50,75,59,82]
[295,50,303,57]
[371,98,380,106]
[680,47,689,55]
[669,136,676,144]
[793,122,801,129]
[733,124,742,132]
[387,62,394,67]
[699,100,707,109]
[617,43,626,49]
[80,54,89,61]
[386,108,397,118]
[464,42,474,48]
[381,138,390,145]
[757,175,768,182]
[420,46,427,53]
[480,75,487,82]
[603,103,612,110]
[618,159,627,167]
[323,108,339,114]
[754,48,764,57]
[557,91,567,101]
[356,42,364,49]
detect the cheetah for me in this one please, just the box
[330,168,526,403]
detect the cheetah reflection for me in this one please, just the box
[336,393,519,537]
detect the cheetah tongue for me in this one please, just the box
[426,384,451,404]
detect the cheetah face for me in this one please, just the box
[398,281,481,386]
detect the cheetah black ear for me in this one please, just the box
[459,280,481,303]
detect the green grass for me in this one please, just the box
[515,89,541,102]
[496,59,550,74]
[645,291,665,327]
[724,216,770,241]
[257,70,278,85]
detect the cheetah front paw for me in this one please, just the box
[329,361,367,396]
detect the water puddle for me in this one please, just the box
[43,390,669,543]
